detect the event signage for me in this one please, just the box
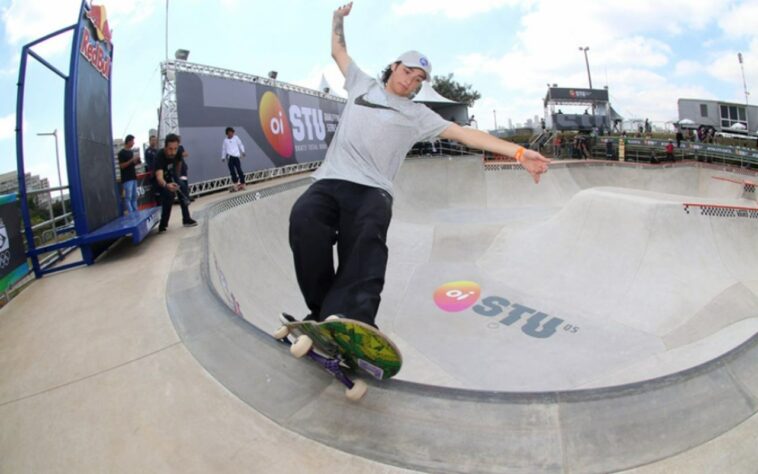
[174,70,346,183]
[549,88,609,102]
[66,0,120,235]
[80,5,112,79]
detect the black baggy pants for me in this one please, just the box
[159,186,191,230]
[227,156,244,184]
[289,179,393,327]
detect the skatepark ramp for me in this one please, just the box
[167,157,758,473]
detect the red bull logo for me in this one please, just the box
[80,3,113,79]
[85,4,112,44]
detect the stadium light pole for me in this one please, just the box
[579,46,595,116]
[738,53,750,105]
[36,129,67,222]
[578,46,593,89]
[738,53,750,133]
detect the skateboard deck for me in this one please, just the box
[274,315,402,400]
[283,318,402,379]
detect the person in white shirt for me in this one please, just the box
[221,127,246,191]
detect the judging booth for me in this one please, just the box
[15,1,159,278]
[544,86,622,131]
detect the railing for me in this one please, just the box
[187,161,322,197]
[544,136,758,169]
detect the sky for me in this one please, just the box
[1,0,757,185]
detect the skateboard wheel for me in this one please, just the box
[291,335,313,358]
[345,379,368,401]
[325,315,340,321]
[273,325,289,340]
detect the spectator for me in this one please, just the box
[117,134,140,214]
[665,140,675,162]
[675,129,684,148]
[580,136,591,159]
[221,127,247,192]
[468,115,478,129]
[553,134,562,158]
[144,135,158,173]
[154,133,197,232]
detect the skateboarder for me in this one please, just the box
[289,2,550,328]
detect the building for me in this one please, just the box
[678,98,758,134]
[0,171,51,207]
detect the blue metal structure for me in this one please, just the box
[15,0,159,278]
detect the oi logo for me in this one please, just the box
[259,91,293,158]
[433,281,481,312]
[432,281,574,339]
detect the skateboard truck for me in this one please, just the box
[274,326,368,401]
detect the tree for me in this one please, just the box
[432,73,481,107]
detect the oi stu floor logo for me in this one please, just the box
[433,281,579,339]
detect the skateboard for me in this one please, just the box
[273,314,402,401]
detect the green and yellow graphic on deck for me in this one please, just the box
[284,318,402,380]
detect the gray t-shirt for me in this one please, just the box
[312,61,451,195]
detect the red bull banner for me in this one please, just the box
[65,1,120,234]
[174,69,346,183]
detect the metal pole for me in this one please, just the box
[579,47,593,89]
[738,53,749,105]
[165,0,169,62]
[579,47,594,115]
[493,110,498,130]
[37,129,67,226]
[738,53,750,133]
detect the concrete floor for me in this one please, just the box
[1,158,758,473]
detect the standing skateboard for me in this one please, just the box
[273,314,402,401]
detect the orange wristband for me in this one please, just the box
[514,147,525,162]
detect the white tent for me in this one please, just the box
[413,82,469,124]
[413,82,459,104]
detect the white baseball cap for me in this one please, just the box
[397,50,432,82]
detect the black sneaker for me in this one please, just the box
[158,227,167,233]
[183,219,198,227]
[279,313,298,324]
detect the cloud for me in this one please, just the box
[0,113,16,141]
[391,0,524,19]
[448,0,758,130]
[718,1,758,38]
[674,60,704,77]
[1,0,160,48]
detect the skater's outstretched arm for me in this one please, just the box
[441,124,551,184]
[331,2,353,77]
